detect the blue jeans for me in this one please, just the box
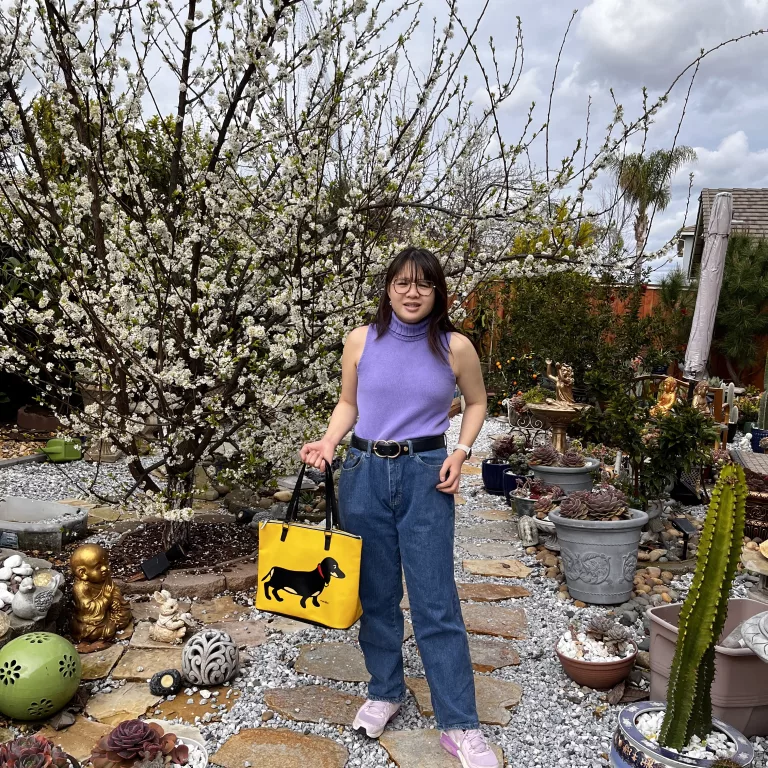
[337,436,479,730]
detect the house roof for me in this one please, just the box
[692,188,768,261]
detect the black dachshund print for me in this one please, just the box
[261,557,346,609]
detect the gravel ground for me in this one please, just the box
[2,414,767,767]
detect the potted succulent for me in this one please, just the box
[527,442,600,494]
[613,465,755,767]
[0,735,79,768]
[549,484,648,604]
[482,434,524,495]
[90,719,204,768]
[556,615,637,690]
[508,477,563,517]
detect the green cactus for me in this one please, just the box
[658,464,747,749]
[759,354,768,430]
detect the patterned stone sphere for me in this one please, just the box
[0,632,82,720]
[182,629,239,686]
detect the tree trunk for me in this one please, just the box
[634,209,649,283]
[161,470,195,550]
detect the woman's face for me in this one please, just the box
[387,265,435,324]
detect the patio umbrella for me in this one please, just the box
[683,191,733,380]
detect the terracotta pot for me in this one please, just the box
[556,640,637,690]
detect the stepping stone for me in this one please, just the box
[264,685,365,725]
[80,643,124,680]
[459,522,518,541]
[207,620,269,648]
[129,600,191,623]
[406,675,522,725]
[152,685,240,723]
[130,621,191,649]
[380,729,504,768]
[111,648,183,681]
[162,571,226,599]
[468,637,520,672]
[264,616,310,635]
[461,464,482,475]
[191,596,248,624]
[37,716,111,761]
[474,508,515,521]
[457,583,530,602]
[295,643,369,682]
[462,559,531,579]
[212,728,347,768]
[86,682,162,725]
[458,540,521,559]
[455,495,467,506]
[462,603,527,639]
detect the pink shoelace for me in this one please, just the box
[364,701,394,717]
[462,730,491,755]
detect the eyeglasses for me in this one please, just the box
[391,278,435,296]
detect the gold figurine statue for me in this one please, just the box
[544,359,576,405]
[70,543,132,645]
[692,380,712,417]
[650,376,679,418]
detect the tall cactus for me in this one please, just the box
[759,354,768,430]
[659,464,747,749]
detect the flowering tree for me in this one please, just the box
[0,0,759,546]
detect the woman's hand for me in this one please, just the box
[299,438,336,470]
[436,451,465,495]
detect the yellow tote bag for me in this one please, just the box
[256,461,363,629]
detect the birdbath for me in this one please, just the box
[741,549,768,605]
[525,402,591,453]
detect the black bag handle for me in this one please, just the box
[282,460,343,549]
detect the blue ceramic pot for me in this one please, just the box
[481,460,509,495]
[751,428,768,454]
[611,701,753,767]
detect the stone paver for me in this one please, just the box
[152,686,240,723]
[207,620,270,648]
[130,621,191,649]
[37,716,112,761]
[129,600,191,623]
[458,540,522,559]
[191,596,248,624]
[474,508,515,521]
[264,685,366,725]
[111,648,183,680]
[455,495,467,505]
[459,522,518,541]
[456,582,530,602]
[461,603,527,639]
[86,682,162,725]
[461,464,482,475]
[468,637,521,672]
[211,728,347,768]
[380,730,504,768]
[462,559,531,579]
[294,643,369,682]
[406,675,522,725]
[162,571,226,599]
[79,643,125,680]
[264,616,311,635]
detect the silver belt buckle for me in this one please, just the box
[373,440,401,458]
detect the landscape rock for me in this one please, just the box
[461,603,527,639]
[380,730,504,768]
[467,637,521,672]
[264,685,366,725]
[456,583,530,602]
[79,643,125,680]
[294,642,369,682]
[474,508,514,521]
[86,682,162,725]
[212,728,347,768]
[37,716,112,761]
[462,559,531,579]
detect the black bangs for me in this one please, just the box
[373,247,460,363]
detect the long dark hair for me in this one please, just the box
[374,247,460,363]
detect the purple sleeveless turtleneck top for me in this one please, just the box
[354,313,456,442]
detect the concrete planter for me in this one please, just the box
[529,457,600,494]
[0,497,88,552]
[549,507,648,605]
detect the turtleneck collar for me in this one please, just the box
[388,311,430,341]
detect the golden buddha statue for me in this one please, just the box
[544,359,576,405]
[692,380,712,417]
[650,376,679,418]
[70,543,132,643]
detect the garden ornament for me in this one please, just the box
[11,573,62,621]
[182,628,239,686]
[517,515,539,547]
[692,379,712,417]
[149,589,194,644]
[544,359,576,405]
[650,376,679,418]
[70,543,132,643]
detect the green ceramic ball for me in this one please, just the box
[0,632,82,720]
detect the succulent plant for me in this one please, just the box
[490,434,523,462]
[533,495,555,517]
[605,624,630,643]
[586,615,615,639]
[0,735,70,768]
[90,720,189,768]
[560,449,586,468]
[558,491,590,519]
[585,485,629,521]
[528,443,560,467]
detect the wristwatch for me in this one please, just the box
[454,443,473,460]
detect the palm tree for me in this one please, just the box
[607,146,697,281]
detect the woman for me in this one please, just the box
[300,247,496,768]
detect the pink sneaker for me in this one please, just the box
[440,729,499,768]
[352,699,401,738]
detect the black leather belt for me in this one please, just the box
[351,433,446,458]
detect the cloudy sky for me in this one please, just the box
[415,0,768,278]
